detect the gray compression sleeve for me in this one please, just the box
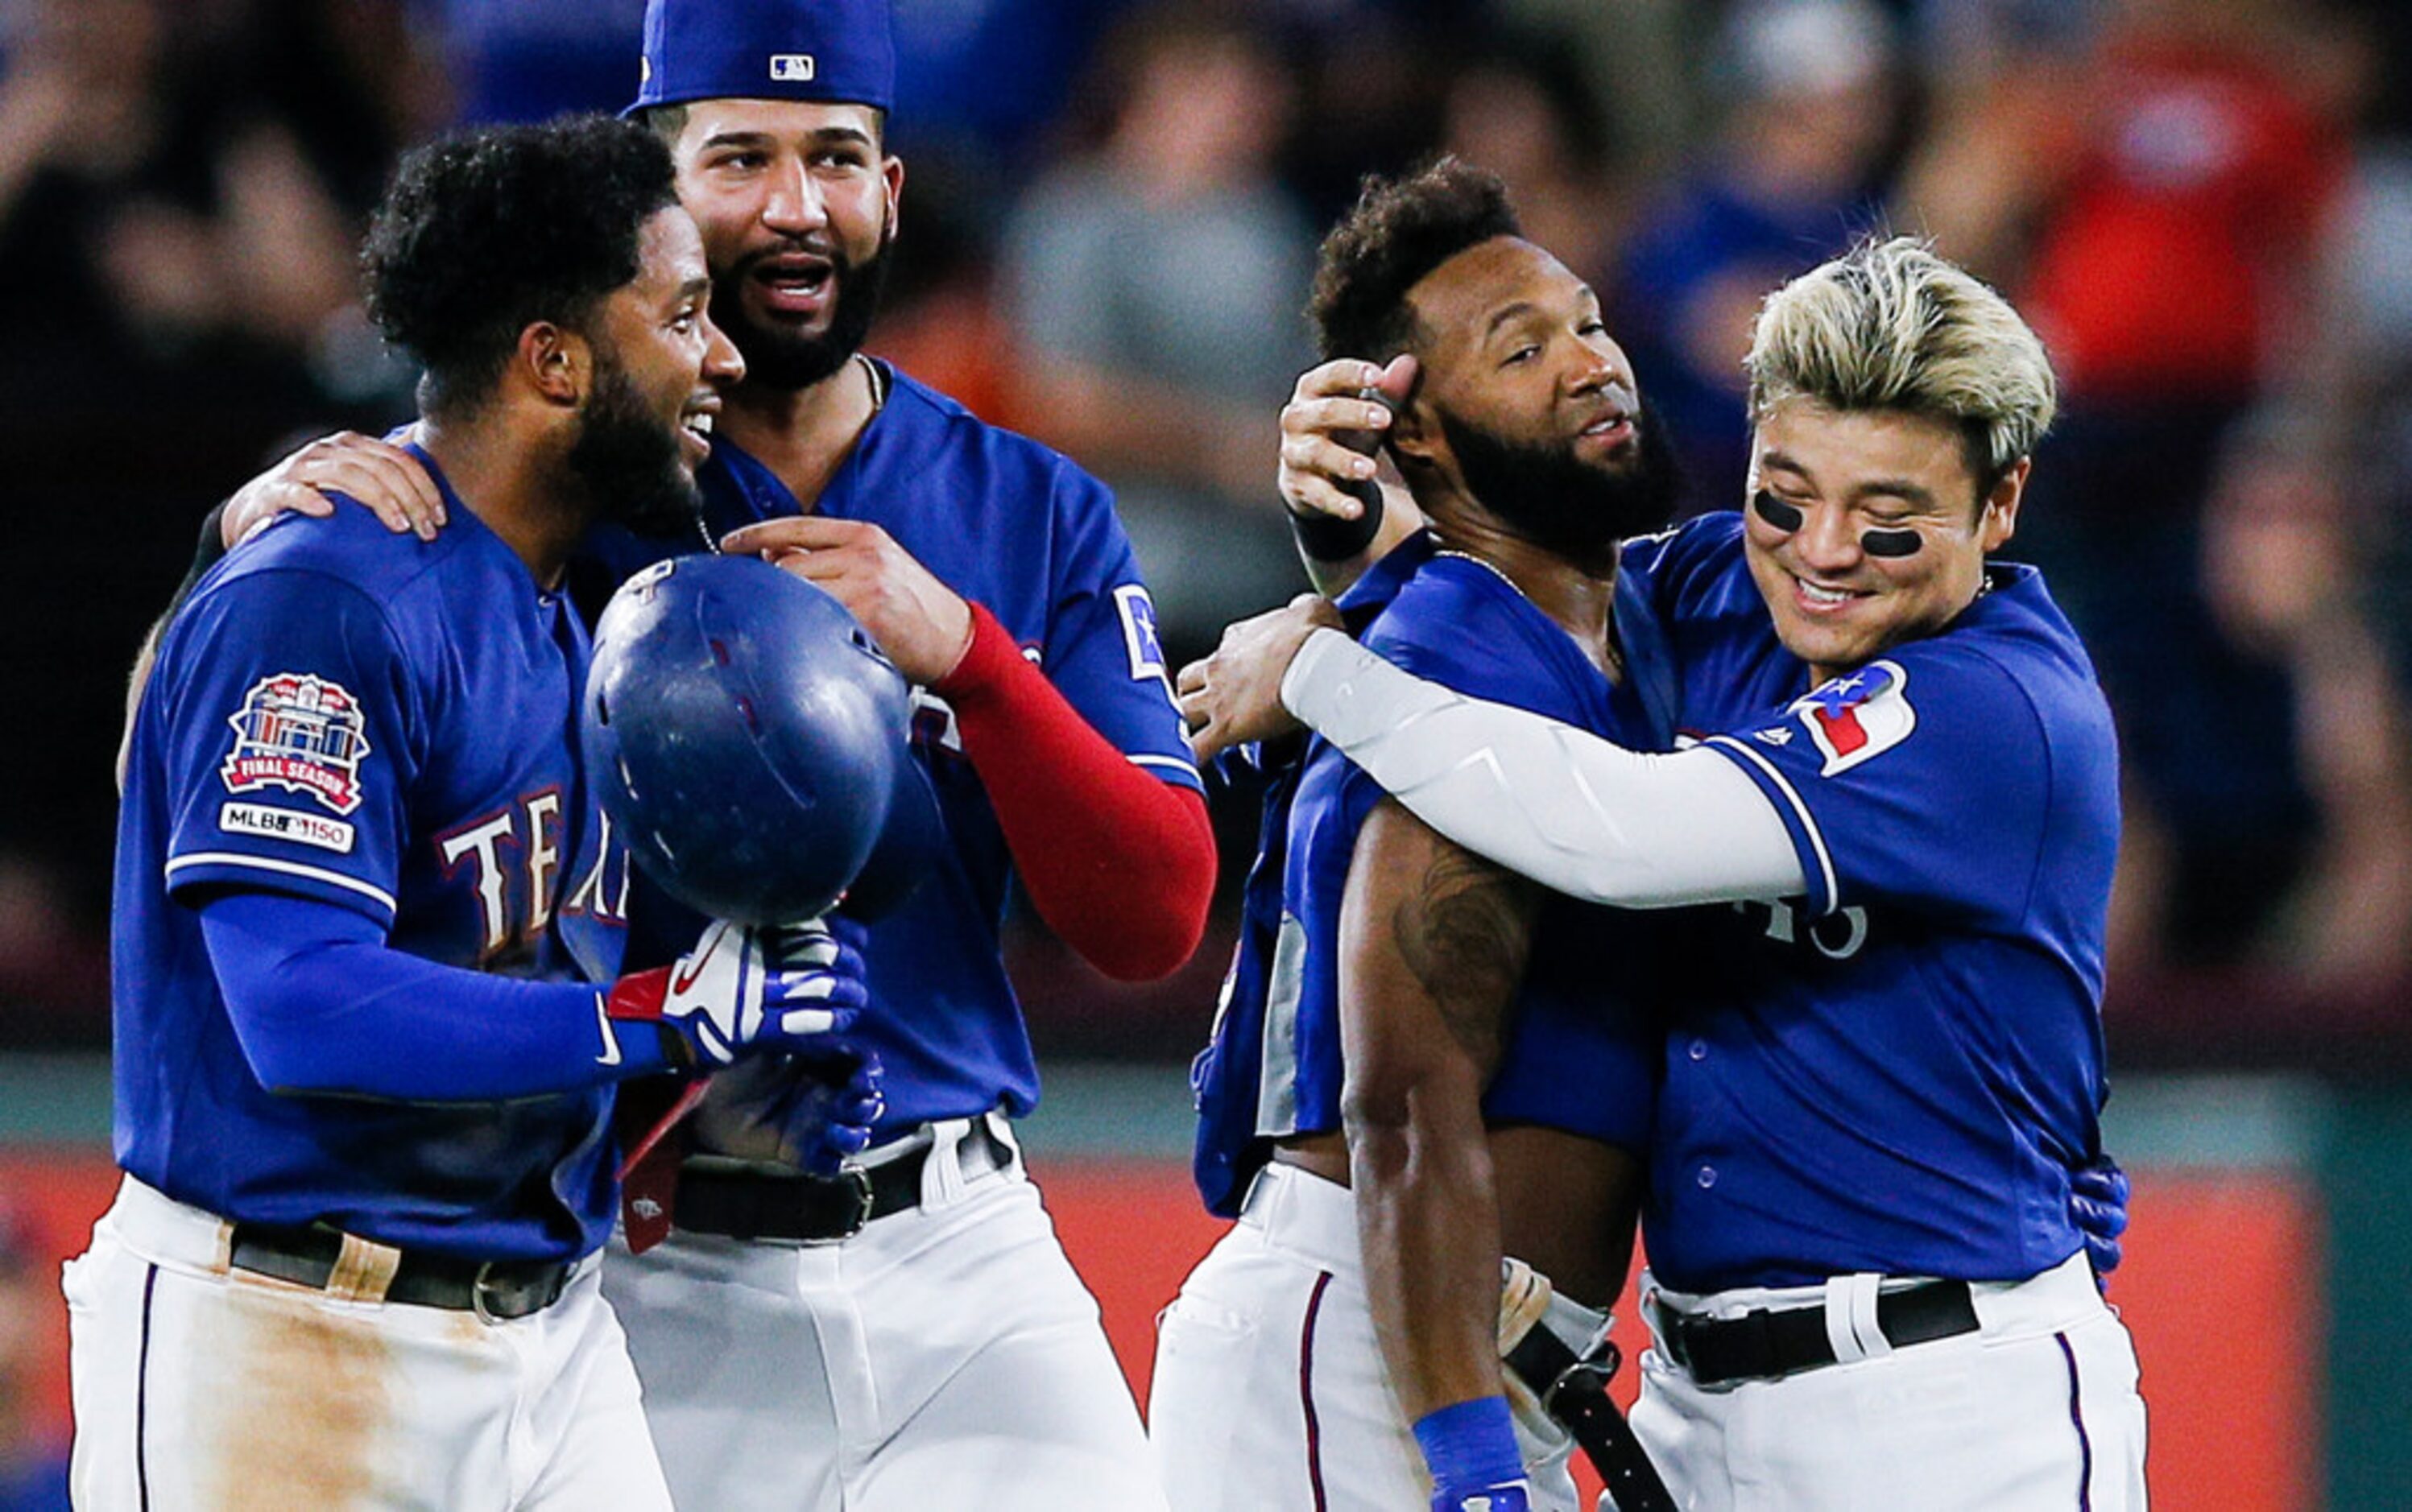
[1278,629,1806,907]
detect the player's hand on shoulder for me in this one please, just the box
[2070,1151,2131,1289]
[1176,593,1341,762]
[221,431,446,547]
[722,515,974,685]
[608,918,868,1071]
[1280,354,1415,521]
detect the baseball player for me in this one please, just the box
[77,117,870,1510]
[1157,160,1681,1512]
[198,2,1218,1506]
[1184,236,2147,1508]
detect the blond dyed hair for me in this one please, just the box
[1745,236,2057,490]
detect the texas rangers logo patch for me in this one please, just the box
[221,672,373,815]
[1115,584,1169,686]
[1790,659,1914,776]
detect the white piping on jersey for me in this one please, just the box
[1128,752,1201,779]
[165,852,400,916]
[1702,736,1837,914]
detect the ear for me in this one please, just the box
[1384,362,1438,472]
[518,323,591,409]
[880,155,904,246]
[1979,456,2029,552]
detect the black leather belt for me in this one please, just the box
[1654,1279,1980,1387]
[228,1224,573,1322]
[673,1121,1016,1244]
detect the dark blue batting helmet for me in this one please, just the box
[583,553,910,926]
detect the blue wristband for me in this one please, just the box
[1412,1395,1524,1494]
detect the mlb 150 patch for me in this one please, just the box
[221,672,374,815]
[1790,660,1915,777]
[218,802,356,853]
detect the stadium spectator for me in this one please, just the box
[999,0,1318,662]
[1904,0,2355,974]
[1614,0,1902,517]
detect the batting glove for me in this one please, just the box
[606,919,867,1072]
[772,1040,887,1175]
[2070,1152,2132,1289]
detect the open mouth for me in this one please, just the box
[1789,573,1872,612]
[751,252,835,318]
[1577,409,1635,454]
[679,402,718,463]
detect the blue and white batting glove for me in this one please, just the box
[776,1042,887,1176]
[2070,1152,2132,1289]
[606,919,867,1071]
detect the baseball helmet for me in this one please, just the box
[584,553,910,926]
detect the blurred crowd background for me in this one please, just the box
[4,0,2412,1077]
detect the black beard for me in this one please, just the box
[1438,399,1682,560]
[566,357,701,535]
[712,234,892,390]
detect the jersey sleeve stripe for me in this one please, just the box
[165,853,400,916]
[1128,752,1204,783]
[1702,736,1838,915]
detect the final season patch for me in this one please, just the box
[1790,659,1915,776]
[221,672,373,815]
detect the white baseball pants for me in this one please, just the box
[64,1176,668,1511]
[1630,1252,2148,1510]
[1149,1163,1582,1512]
[603,1115,1165,1511]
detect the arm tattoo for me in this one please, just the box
[1390,845,1535,1070]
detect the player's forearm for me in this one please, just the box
[1337,804,1527,1427]
[936,602,1214,979]
[1283,628,1806,906]
[1347,1088,1512,1420]
[201,891,675,1101]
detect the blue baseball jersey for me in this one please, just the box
[581,361,1202,1135]
[1190,533,1665,1216]
[113,446,634,1262]
[1615,512,2120,1290]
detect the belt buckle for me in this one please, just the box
[805,1166,875,1245]
[470,1261,511,1325]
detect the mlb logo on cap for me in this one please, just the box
[628,0,895,115]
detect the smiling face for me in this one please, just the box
[1743,399,2025,684]
[666,98,901,390]
[1400,237,1674,556]
[571,205,743,530]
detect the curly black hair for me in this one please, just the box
[362,114,680,415]
[1307,156,1520,364]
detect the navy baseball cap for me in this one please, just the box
[629,0,896,116]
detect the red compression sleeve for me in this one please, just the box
[934,603,1214,981]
